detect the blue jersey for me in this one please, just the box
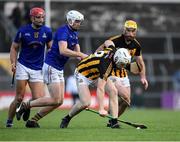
[14,24,52,70]
[45,24,79,70]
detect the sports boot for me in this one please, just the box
[110,118,120,128]
[26,120,40,128]
[60,115,71,128]
[16,102,26,121]
[22,108,30,121]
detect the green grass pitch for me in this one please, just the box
[0,108,180,141]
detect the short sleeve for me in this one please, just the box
[99,58,113,81]
[46,28,53,42]
[57,28,68,42]
[14,29,22,43]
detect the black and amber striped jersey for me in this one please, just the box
[109,34,142,77]
[77,47,116,81]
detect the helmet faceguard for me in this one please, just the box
[113,48,131,68]
[66,10,84,26]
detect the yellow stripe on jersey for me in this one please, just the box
[81,68,99,77]
[78,60,100,71]
[89,72,100,80]
[105,47,113,51]
[103,62,113,81]
[77,47,114,81]
[134,38,141,47]
[77,58,101,80]
[111,68,128,77]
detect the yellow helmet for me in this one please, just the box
[124,20,137,30]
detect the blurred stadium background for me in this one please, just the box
[0,0,180,110]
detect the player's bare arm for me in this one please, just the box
[104,40,115,48]
[96,43,105,52]
[74,44,88,60]
[59,41,87,59]
[135,55,148,90]
[10,42,19,73]
[96,40,115,52]
[96,78,108,116]
[46,40,53,50]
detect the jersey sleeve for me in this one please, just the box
[134,39,142,56]
[14,28,22,43]
[99,58,113,81]
[135,47,141,56]
[57,28,68,41]
[46,27,53,42]
[75,32,79,45]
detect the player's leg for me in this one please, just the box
[60,83,91,128]
[6,80,27,127]
[105,78,118,118]
[28,65,64,107]
[26,83,63,107]
[105,78,119,128]
[60,71,91,128]
[72,93,79,105]
[22,81,45,121]
[26,82,64,128]
[115,77,131,117]
[6,62,28,127]
[70,84,91,117]
[16,69,45,121]
[25,64,65,128]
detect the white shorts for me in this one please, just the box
[43,63,64,84]
[74,69,95,86]
[108,76,130,87]
[16,62,43,82]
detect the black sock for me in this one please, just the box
[31,112,42,122]
[6,119,13,124]
[65,114,72,120]
[111,118,118,124]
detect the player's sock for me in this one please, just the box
[31,112,43,122]
[23,101,31,109]
[110,118,120,128]
[65,114,72,120]
[60,115,72,128]
[6,119,13,127]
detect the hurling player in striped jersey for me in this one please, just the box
[97,20,148,127]
[60,40,131,129]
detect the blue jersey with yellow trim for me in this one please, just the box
[45,24,79,71]
[14,24,52,70]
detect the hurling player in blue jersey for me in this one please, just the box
[16,10,88,128]
[6,7,52,127]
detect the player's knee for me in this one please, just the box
[111,87,118,95]
[58,99,63,106]
[32,95,41,100]
[108,88,118,98]
[81,101,91,108]
[124,97,130,104]
[54,98,63,106]
[11,98,23,108]
[120,94,130,103]
[15,96,23,104]
[118,96,130,106]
